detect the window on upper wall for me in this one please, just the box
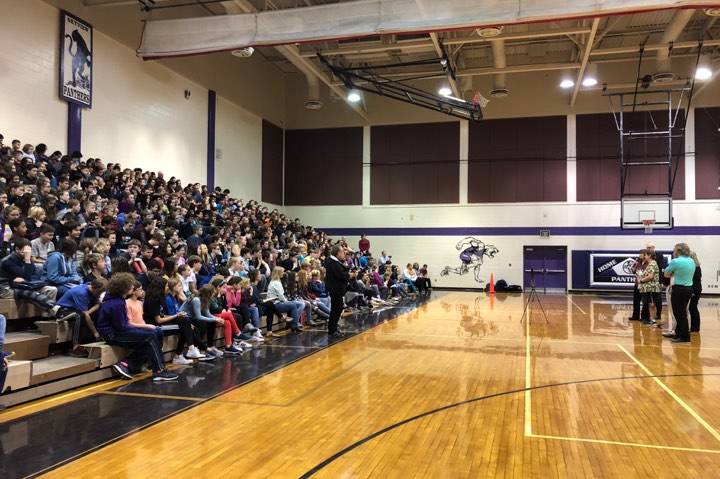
[370,122,460,205]
[576,112,685,201]
[468,116,567,203]
[695,107,720,200]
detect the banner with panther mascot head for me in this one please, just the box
[60,11,93,108]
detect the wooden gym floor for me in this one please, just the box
[4,291,720,478]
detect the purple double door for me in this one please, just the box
[523,246,568,292]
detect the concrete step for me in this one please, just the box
[0,298,43,320]
[30,356,97,385]
[3,359,33,393]
[35,320,74,344]
[4,332,50,360]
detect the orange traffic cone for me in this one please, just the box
[489,273,495,294]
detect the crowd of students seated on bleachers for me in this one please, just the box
[0,132,432,389]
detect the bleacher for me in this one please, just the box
[2,299,289,407]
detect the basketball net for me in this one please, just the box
[472,92,490,108]
[643,219,655,234]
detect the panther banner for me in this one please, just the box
[60,11,92,108]
[590,252,671,287]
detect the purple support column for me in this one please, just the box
[67,102,82,154]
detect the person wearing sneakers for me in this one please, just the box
[663,243,696,343]
[96,273,178,382]
[161,277,207,364]
[125,280,164,350]
[182,284,226,359]
[56,278,107,357]
[207,278,248,355]
[224,276,263,342]
[266,266,304,334]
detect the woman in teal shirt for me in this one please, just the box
[664,243,696,342]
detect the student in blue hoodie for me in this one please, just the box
[96,273,178,382]
[45,239,82,296]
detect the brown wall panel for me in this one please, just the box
[370,122,459,204]
[284,127,363,205]
[468,116,566,202]
[695,107,720,199]
[576,112,685,201]
[261,120,283,205]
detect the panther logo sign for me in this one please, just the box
[61,13,93,107]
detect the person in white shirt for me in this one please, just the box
[266,267,304,333]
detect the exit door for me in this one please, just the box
[523,246,568,293]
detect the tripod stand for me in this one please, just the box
[520,269,548,323]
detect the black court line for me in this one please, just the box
[0,296,432,479]
[299,372,720,478]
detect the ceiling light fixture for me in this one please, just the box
[438,86,452,97]
[347,90,362,103]
[559,79,575,89]
[695,54,713,81]
[582,63,598,87]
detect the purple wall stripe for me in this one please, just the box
[320,226,720,236]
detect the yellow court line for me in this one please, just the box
[524,303,532,436]
[617,344,720,444]
[529,433,720,454]
[384,332,720,351]
[98,391,203,402]
[0,379,125,422]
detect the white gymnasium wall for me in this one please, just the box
[215,96,263,202]
[0,0,273,188]
[285,202,720,292]
[82,31,207,184]
[0,0,67,150]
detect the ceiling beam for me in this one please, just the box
[300,39,435,58]
[225,0,367,120]
[331,62,582,85]
[592,39,720,56]
[83,0,173,6]
[429,33,461,97]
[570,18,600,106]
[443,26,594,46]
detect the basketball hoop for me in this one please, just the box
[643,219,656,234]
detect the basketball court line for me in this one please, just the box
[522,309,720,452]
[384,332,720,351]
[524,303,532,436]
[299,372,720,478]
[98,391,203,402]
[617,343,720,443]
[528,433,720,454]
[10,299,432,479]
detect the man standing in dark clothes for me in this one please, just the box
[324,244,349,337]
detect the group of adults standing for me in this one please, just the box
[630,242,701,343]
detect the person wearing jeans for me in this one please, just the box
[663,243,696,343]
[182,284,225,358]
[56,278,107,357]
[96,273,178,382]
[266,266,303,333]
